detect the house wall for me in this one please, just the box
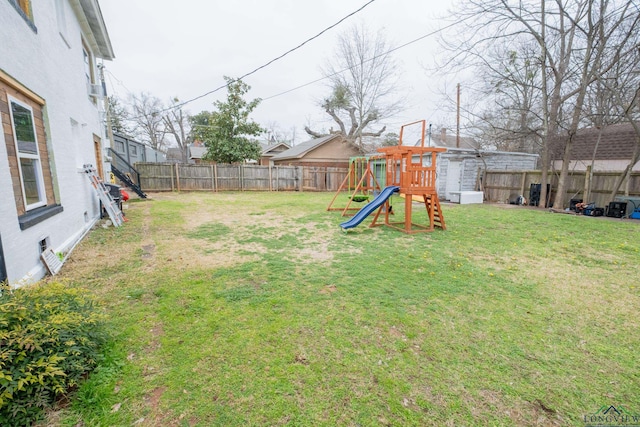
[273,138,360,168]
[552,159,640,172]
[112,133,164,165]
[0,1,107,285]
[144,145,165,163]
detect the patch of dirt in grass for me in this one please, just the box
[295,240,334,264]
[140,386,178,427]
[63,245,117,276]
[319,284,338,294]
[458,388,563,426]
[145,322,164,353]
[147,386,165,409]
[157,236,263,269]
[173,192,288,232]
[138,202,159,273]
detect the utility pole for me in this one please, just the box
[456,83,461,148]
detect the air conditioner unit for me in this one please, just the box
[88,83,105,98]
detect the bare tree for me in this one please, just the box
[306,24,403,149]
[263,121,296,146]
[163,98,191,164]
[438,0,639,208]
[128,92,168,152]
[468,40,543,153]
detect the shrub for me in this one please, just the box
[0,282,107,426]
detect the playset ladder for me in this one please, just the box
[425,194,446,231]
[83,164,124,227]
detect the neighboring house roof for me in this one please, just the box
[425,129,479,150]
[551,122,639,161]
[271,134,344,161]
[77,0,115,60]
[189,145,207,160]
[262,141,291,156]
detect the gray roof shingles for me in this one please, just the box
[271,134,341,160]
[551,123,639,160]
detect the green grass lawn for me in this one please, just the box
[49,191,640,426]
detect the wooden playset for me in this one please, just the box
[327,155,385,216]
[336,120,447,234]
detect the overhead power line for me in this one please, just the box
[125,0,377,119]
[261,17,471,102]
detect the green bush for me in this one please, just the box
[0,282,107,426]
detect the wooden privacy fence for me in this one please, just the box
[135,163,349,192]
[484,169,640,208]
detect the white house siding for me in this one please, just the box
[0,1,111,285]
[437,151,538,200]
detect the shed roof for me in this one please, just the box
[423,128,480,150]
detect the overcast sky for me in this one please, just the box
[99,0,459,144]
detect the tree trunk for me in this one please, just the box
[609,142,640,201]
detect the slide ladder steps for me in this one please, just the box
[425,194,446,230]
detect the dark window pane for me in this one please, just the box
[11,101,38,155]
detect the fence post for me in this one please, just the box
[211,164,215,192]
[519,171,527,197]
[240,164,243,191]
[214,164,218,192]
[298,166,304,192]
[268,164,273,191]
[175,163,180,192]
[170,164,174,191]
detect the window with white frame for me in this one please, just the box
[8,97,46,210]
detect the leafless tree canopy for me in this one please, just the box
[127,92,168,152]
[163,98,191,163]
[438,0,640,207]
[306,24,403,149]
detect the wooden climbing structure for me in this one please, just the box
[371,120,446,233]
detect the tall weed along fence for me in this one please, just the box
[135,163,349,192]
[484,169,640,208]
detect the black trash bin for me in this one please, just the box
[102,184,123,218]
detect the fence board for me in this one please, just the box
[134,163,348,193]
[484,170,640,208]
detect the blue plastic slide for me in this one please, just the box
[340,186,400,230]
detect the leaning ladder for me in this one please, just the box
[83,164,124,227]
